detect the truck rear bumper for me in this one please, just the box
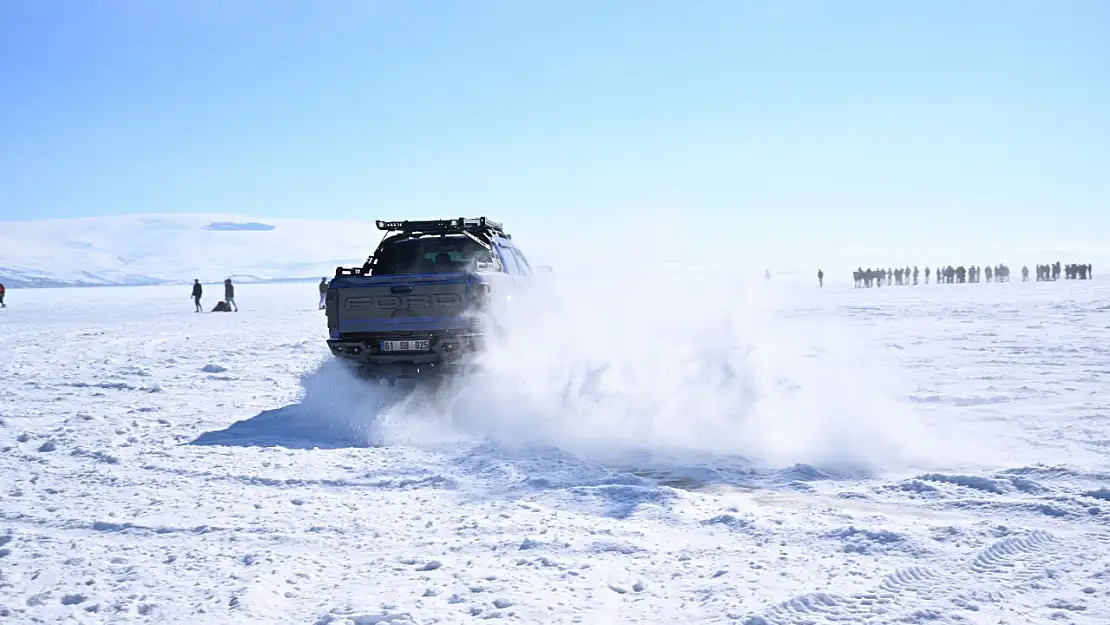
[327,331,486,379]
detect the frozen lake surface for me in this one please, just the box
[1,279,1108,624]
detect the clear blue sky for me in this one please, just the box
[2,0,1108,252]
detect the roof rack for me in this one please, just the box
[375,217,506,237]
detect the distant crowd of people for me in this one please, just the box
[1034,262,1093,281]
[841,262,1092,288]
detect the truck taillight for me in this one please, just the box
[471,283,490,311]
[326,289,339,328]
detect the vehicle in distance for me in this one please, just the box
[325,217,538,384]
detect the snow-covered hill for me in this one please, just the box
[0,213,385,288]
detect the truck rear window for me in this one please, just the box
[371,235,495,275]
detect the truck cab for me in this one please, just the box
[325,217,534,383]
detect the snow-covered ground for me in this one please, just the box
[1,276,1108,624]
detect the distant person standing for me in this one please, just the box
[192,279,203,312]
[0,282,6,307]
[319,278,328,309]
[817,269,824,287]
[224,278,238,312]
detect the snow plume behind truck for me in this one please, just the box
[325,217,536,384]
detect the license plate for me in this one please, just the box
[381,339,430,352]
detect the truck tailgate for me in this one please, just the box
[331,274,472,334]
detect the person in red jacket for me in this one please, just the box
[0,283,6,308]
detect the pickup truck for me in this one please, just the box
[325,217,538,384]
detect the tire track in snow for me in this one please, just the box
[748,566,947,625]
[968,529,1055,579]
[746,528,1095,624]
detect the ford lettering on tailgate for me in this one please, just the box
[344,293,462,311]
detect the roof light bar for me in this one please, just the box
[374,217,506,236]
